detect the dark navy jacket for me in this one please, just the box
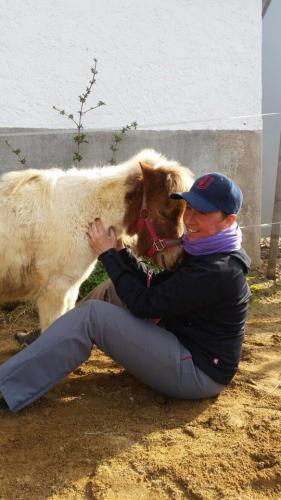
[99,247,251,385]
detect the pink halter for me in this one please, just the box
[135,186,182,258]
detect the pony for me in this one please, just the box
[0,149,193,332]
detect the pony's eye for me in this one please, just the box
[159,209,170,220]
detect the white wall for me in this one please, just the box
[0,0,262,131]
[262,0,281,231]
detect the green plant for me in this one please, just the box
[78,261,109,299]
[6,58,138,168]
[109,121,138,165]
[53,58,105,165]
[5,140,28,166]
[247,270,281,304]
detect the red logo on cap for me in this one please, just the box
[197,175,214,190]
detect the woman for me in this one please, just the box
[0,172,251,413]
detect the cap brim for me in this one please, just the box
[170,192,219,213]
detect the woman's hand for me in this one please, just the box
[87,219,117,256]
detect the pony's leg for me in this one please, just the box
[15,284,80,345]
[37,282,79,332]
[65,284,81,311]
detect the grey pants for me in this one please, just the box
[0,283,224,413]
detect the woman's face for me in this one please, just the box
[183,203,236,241]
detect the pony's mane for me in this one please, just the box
[0,150,190,209]
[0,149,170,196]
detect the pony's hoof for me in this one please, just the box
[14,329,41,346]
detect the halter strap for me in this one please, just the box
[146,270,161,324]
[135,177,181,257]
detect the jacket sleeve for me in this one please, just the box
[109,247,172,286]
[116,247,149,285]
[99,249,227,319]
[118,248,148,272]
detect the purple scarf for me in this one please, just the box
[182,224,242,256]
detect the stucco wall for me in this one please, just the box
[0,0,261,131]
[0,0,262,263]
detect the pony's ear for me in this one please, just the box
[140,161,179,193]
[139,162,157,188]
[139,161,155,174]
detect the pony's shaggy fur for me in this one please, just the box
[0,149,193,331]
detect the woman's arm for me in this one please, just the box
[87,219,151,284]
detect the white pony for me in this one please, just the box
[0,149,193,331]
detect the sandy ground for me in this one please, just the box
[0,266,280,499]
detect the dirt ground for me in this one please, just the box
[0,255,280,499]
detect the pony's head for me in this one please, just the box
[123,158,194,270]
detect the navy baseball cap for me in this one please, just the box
[171,172,243,214]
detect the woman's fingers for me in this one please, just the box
[87,220,117,254]
[95,218,107,236]
[108,226,116,238]
[88,219,103,236]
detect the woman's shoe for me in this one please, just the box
[14,328,41,346]
[0,392,8,410]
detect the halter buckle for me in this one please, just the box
[153,239,167,252]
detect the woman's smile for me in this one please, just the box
[183,203,236,241]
